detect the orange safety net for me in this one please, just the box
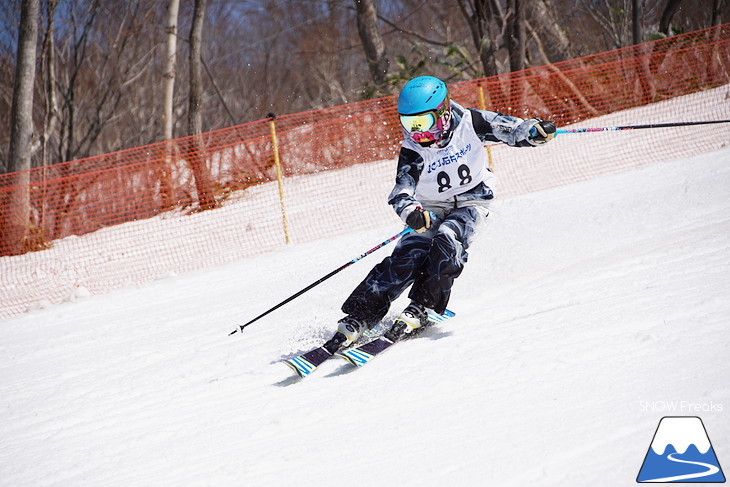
[1,24,730,318]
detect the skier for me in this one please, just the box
[323,75,556,353]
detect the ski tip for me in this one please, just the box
[283,360,305,378]
[427,308,455,323]
[335,351,358,367]
[284,356,317,378]
[336,348,375,367]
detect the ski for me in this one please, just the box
[283,309,454,378]
[282,331,377,378]
[283,346,334,378]
[336,309,455,368]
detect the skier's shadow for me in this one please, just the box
[411,326,454,341]
[272,361,357,386]
[325,363,360,378]
[424,329,453,340]
[274,375,302,387]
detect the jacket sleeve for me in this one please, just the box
[387,146,423,223]
[469,108,541,147]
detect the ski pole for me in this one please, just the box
[555,119,730,134]
[229,226,414,336]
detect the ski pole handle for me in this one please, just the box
[555,119,730,135]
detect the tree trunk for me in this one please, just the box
[37,0,60,248]
[159,0,180,210]
[659,0,684,36]
[353,0,389,86]
[632,0,642,45]
[188,0,216,210]
[2,0,39,255]
[457,0,500,77]
[54,0,100,163]
[505,0,526,72]
[711,0,723,26]
[162,0,180,141]
[524,0,574,64]
[36,0,59,167]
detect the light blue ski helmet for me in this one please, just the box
[398,76,452,146]
[397,76,448,114]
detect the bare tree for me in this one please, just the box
[1,0,724,179]
[36,0,60,168]
[188,0,205,138]
[456,0,500,77]
[52,1,158,162]
[504,0,526,72]
[56,0,99,162]
[579,0,633,49]
[525,0,575,63]
[454,0,575,77]
[5,0,38,175]
[162,0,180,141]
[710,0,725,26]
[711,0,722,26]
[2,0,39,254]
[658,0,684,36]
[354,0,390,87]
[187,0,216,210]
[632,0,642,45]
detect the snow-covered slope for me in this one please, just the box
[1,146,729,486]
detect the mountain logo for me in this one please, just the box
[637,416,725,483]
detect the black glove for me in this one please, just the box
[529,119,556,144]
[406,207,432,233]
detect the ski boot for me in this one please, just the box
[384,301,429,342]
[322,316,365,354]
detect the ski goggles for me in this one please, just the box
[399,98,451,135]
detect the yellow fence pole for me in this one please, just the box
[267,113,290,244]
[477,84,495,172]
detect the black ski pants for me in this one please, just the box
[341,206,481,323]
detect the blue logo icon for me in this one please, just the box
[637,416,725,483]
